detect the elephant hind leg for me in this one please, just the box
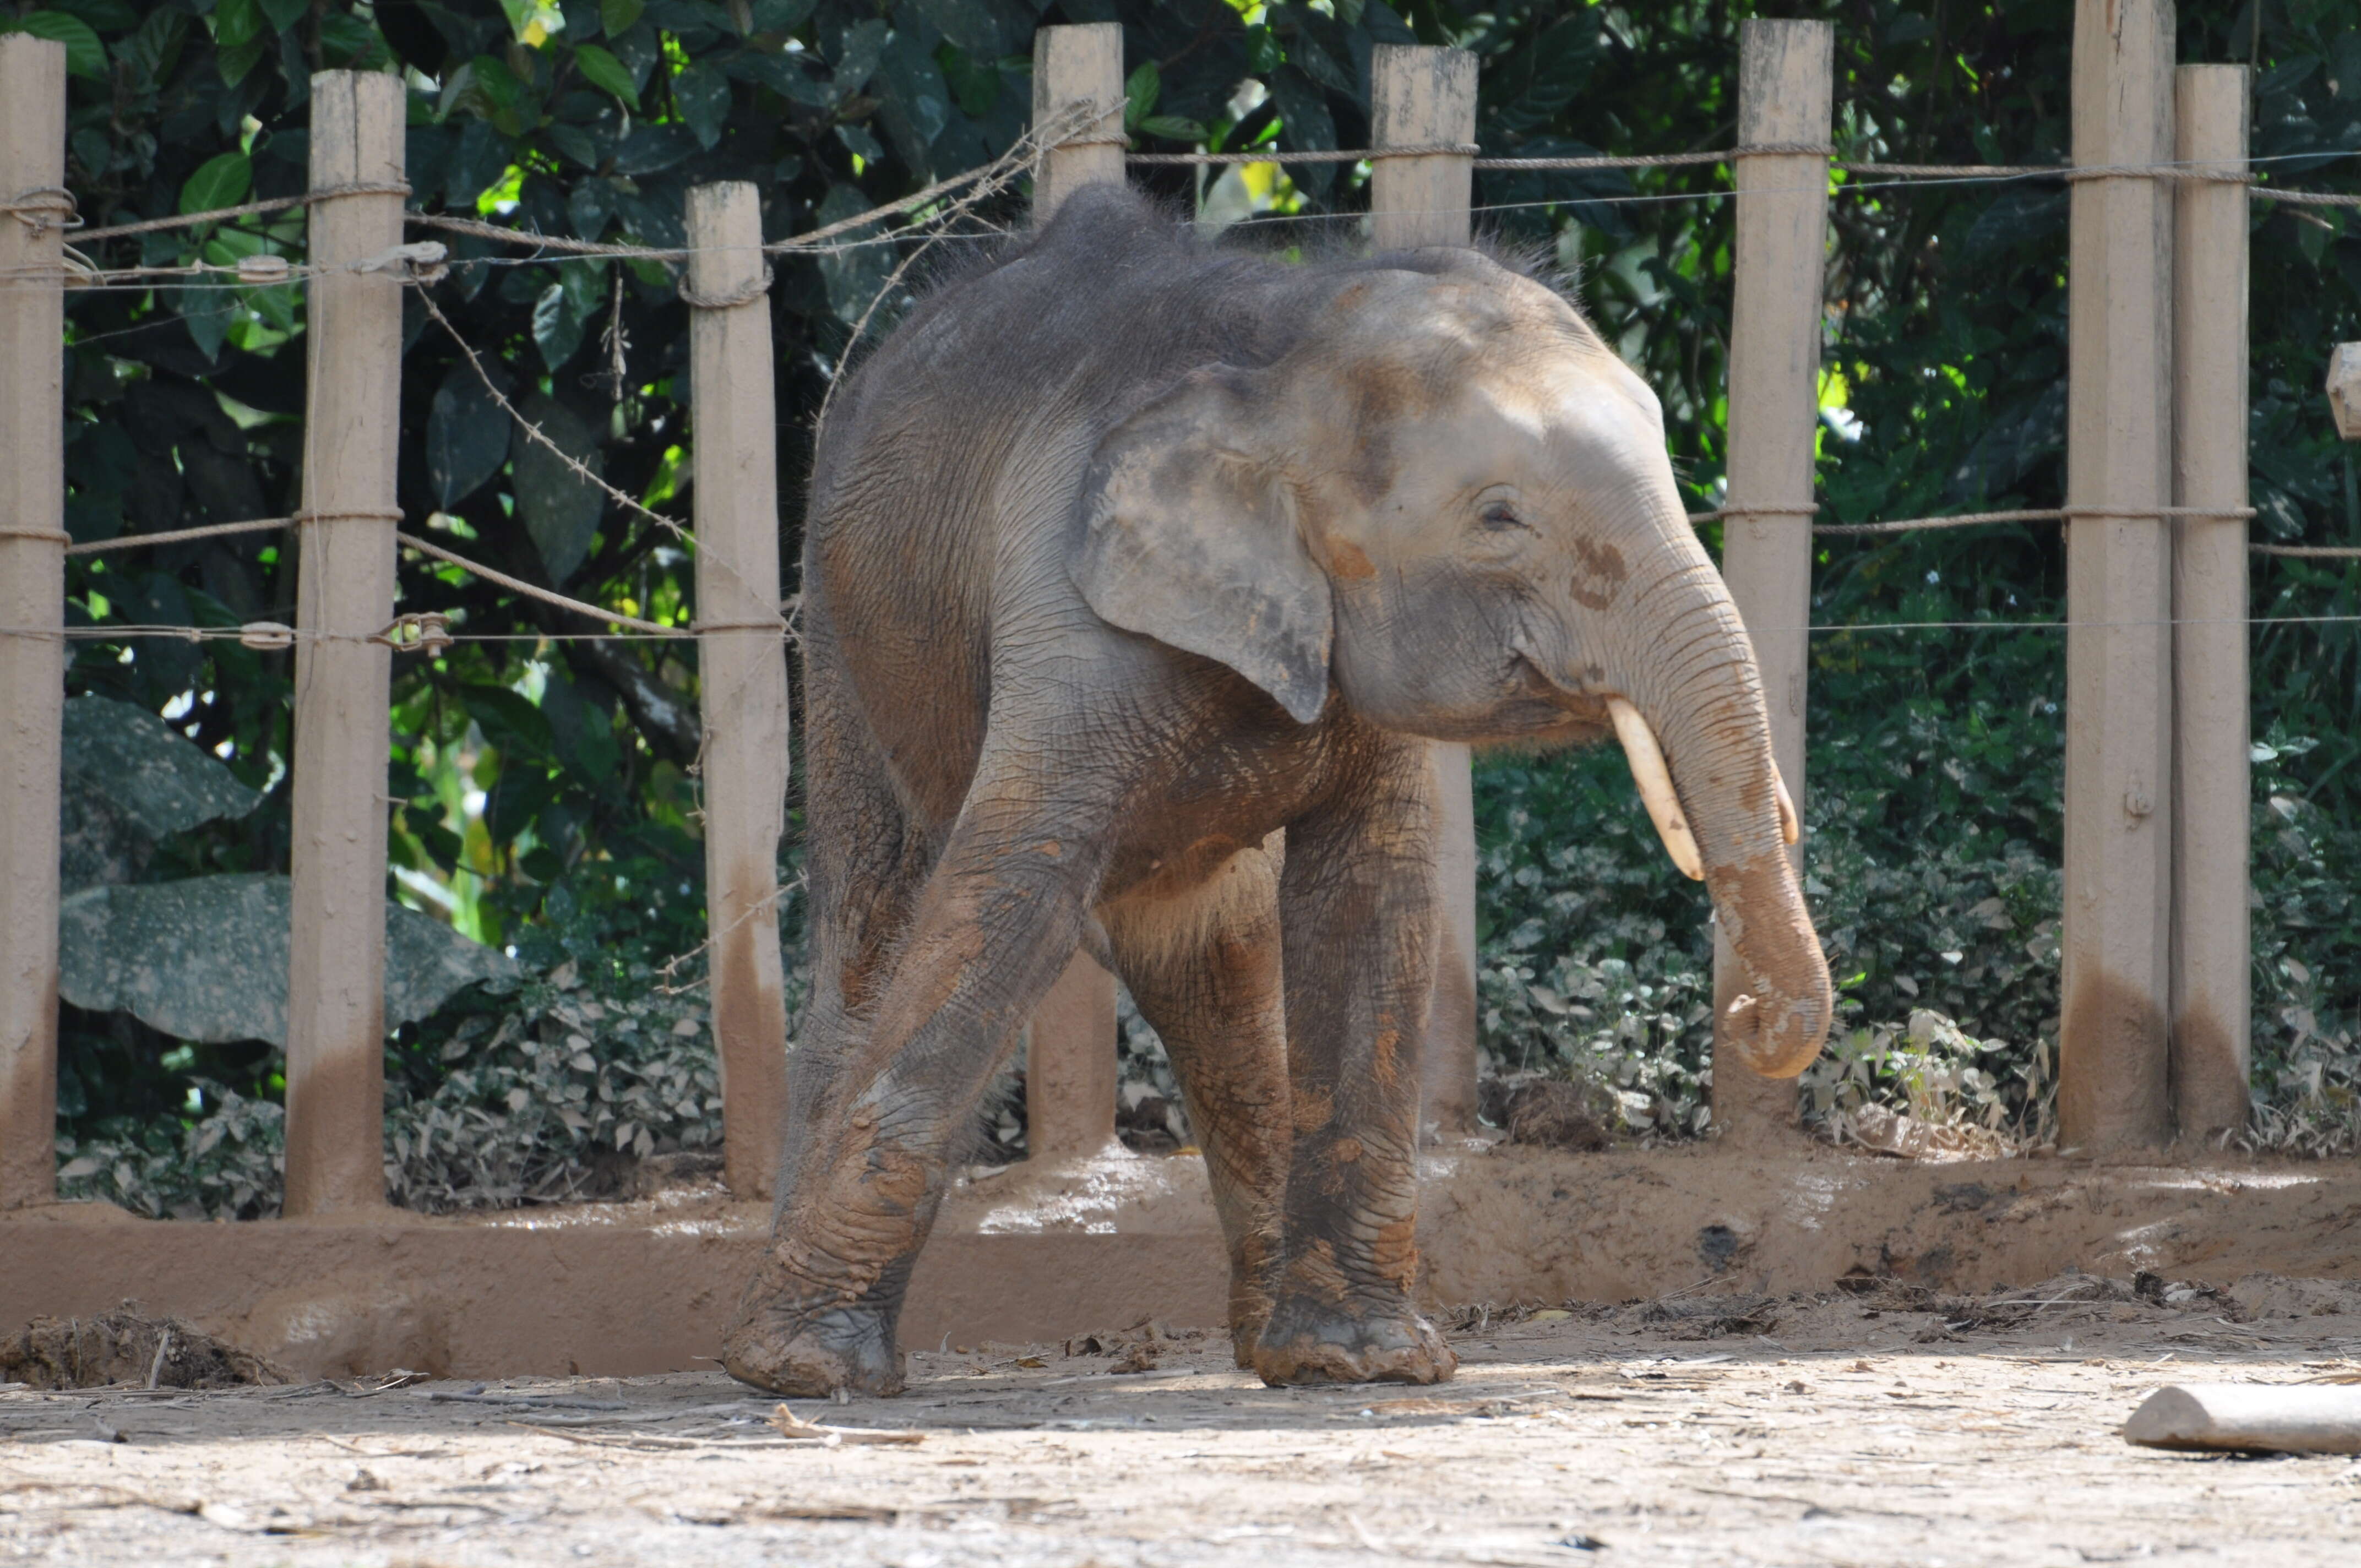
[1103,839,1291,1368]
[787,613,938,1157]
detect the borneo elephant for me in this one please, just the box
[721,184,1831,1397]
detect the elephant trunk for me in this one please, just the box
[1600,542,1832,1079]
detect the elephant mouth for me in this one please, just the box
[1484,654,1608,741]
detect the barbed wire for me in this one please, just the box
[410,284,785,628]
[35,135,2358,274]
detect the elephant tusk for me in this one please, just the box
[1772,764,1800,847]
[1606,697,1703,881]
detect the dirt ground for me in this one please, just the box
[6,1273,2360,1566]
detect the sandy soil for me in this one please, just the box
[6,1273,2359,1567]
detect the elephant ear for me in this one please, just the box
[1070,369,1333,725]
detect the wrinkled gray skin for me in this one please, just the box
[722,186,1831,1397]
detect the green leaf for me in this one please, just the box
[116,8,190,88]
[1124,61,1160,130]
[572,43,640,109]
[47,0,138,28]
[259,0,311,31]
[939,45,999,118]
[908,0,1006,59]
[176,286,234,362]
[1138,116,1207,144]
[426,362,513,509]
[532,283,584,373]
[460,685,556,758]
[814,182,890,327]
[512,394,606,584]
[211,0,264,51]
[600,0,645,37]
[673,59,730,149]
[749,0,816,35]
[831,17,888,101]
[179,152,253,217]
[59,696,261,891]
[58,874,519,1046]
[3,12,107,79]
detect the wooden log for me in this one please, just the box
[0,35,67,1210]
[2169,65,2251,1145]
[1031,23,1124,223]
[1370,43,1484,1142]
[1024,24,1127,1162]
[687,182,791,1201]
[2124,1384,2361,1454]
[2060,0,2176,1150]
[1712,18,1832,1145]
[282,71,406,1215]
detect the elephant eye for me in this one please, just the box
[1479,500,1526,532]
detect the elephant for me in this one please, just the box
[721,184,1832,1397]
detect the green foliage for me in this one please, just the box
[56,951,769,1217]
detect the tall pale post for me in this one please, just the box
[1025,23,1124,1161]
[283,71,406,1215]
[0,36,67,1209]
[688,183,792,1200]
[2061,0,2176,1150]
[1370,45,1484,1141]
[1712,19,1832,1144]
[1031,23,1125,219]
[2169,65,2250,1144]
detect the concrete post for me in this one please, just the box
[282,71,406,1215]
[2169,64,2250,1144]
[0,36,67,1209]
[687,182,792,1200]
[1024,24,1125,1161]
[2061,0,2177,1151]
[1370,43,1484,1142]
[1712,19,1833,1144]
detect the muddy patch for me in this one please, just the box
[1,1310,287,1391]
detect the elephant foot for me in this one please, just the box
[1228,1287,1275,1370]
[1250,1296,1457,1387]
[721,1302,903,1398]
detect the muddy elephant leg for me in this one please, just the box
[776,601,938,1200]
[1254,737,1456,1387]
[1103,839,1290,1368]
[722,764,1110,1398]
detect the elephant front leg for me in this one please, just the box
[722,802,1103,1398]
[1254,739,1456,1387]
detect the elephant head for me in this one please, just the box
[1069,251,1830,1077]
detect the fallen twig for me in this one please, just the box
[768,1404,927,1446]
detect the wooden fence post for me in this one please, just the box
[688,182,791,1200]
[2061,0,2176,1151]
[1712,18,1832,1145]
[1031,23,1126,219]
[2170,64,2250,1144]
[1370,43,1483,1142]
[282,71,406,1215]
[0,36,67,1210]
[1025,23,1124,1162]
